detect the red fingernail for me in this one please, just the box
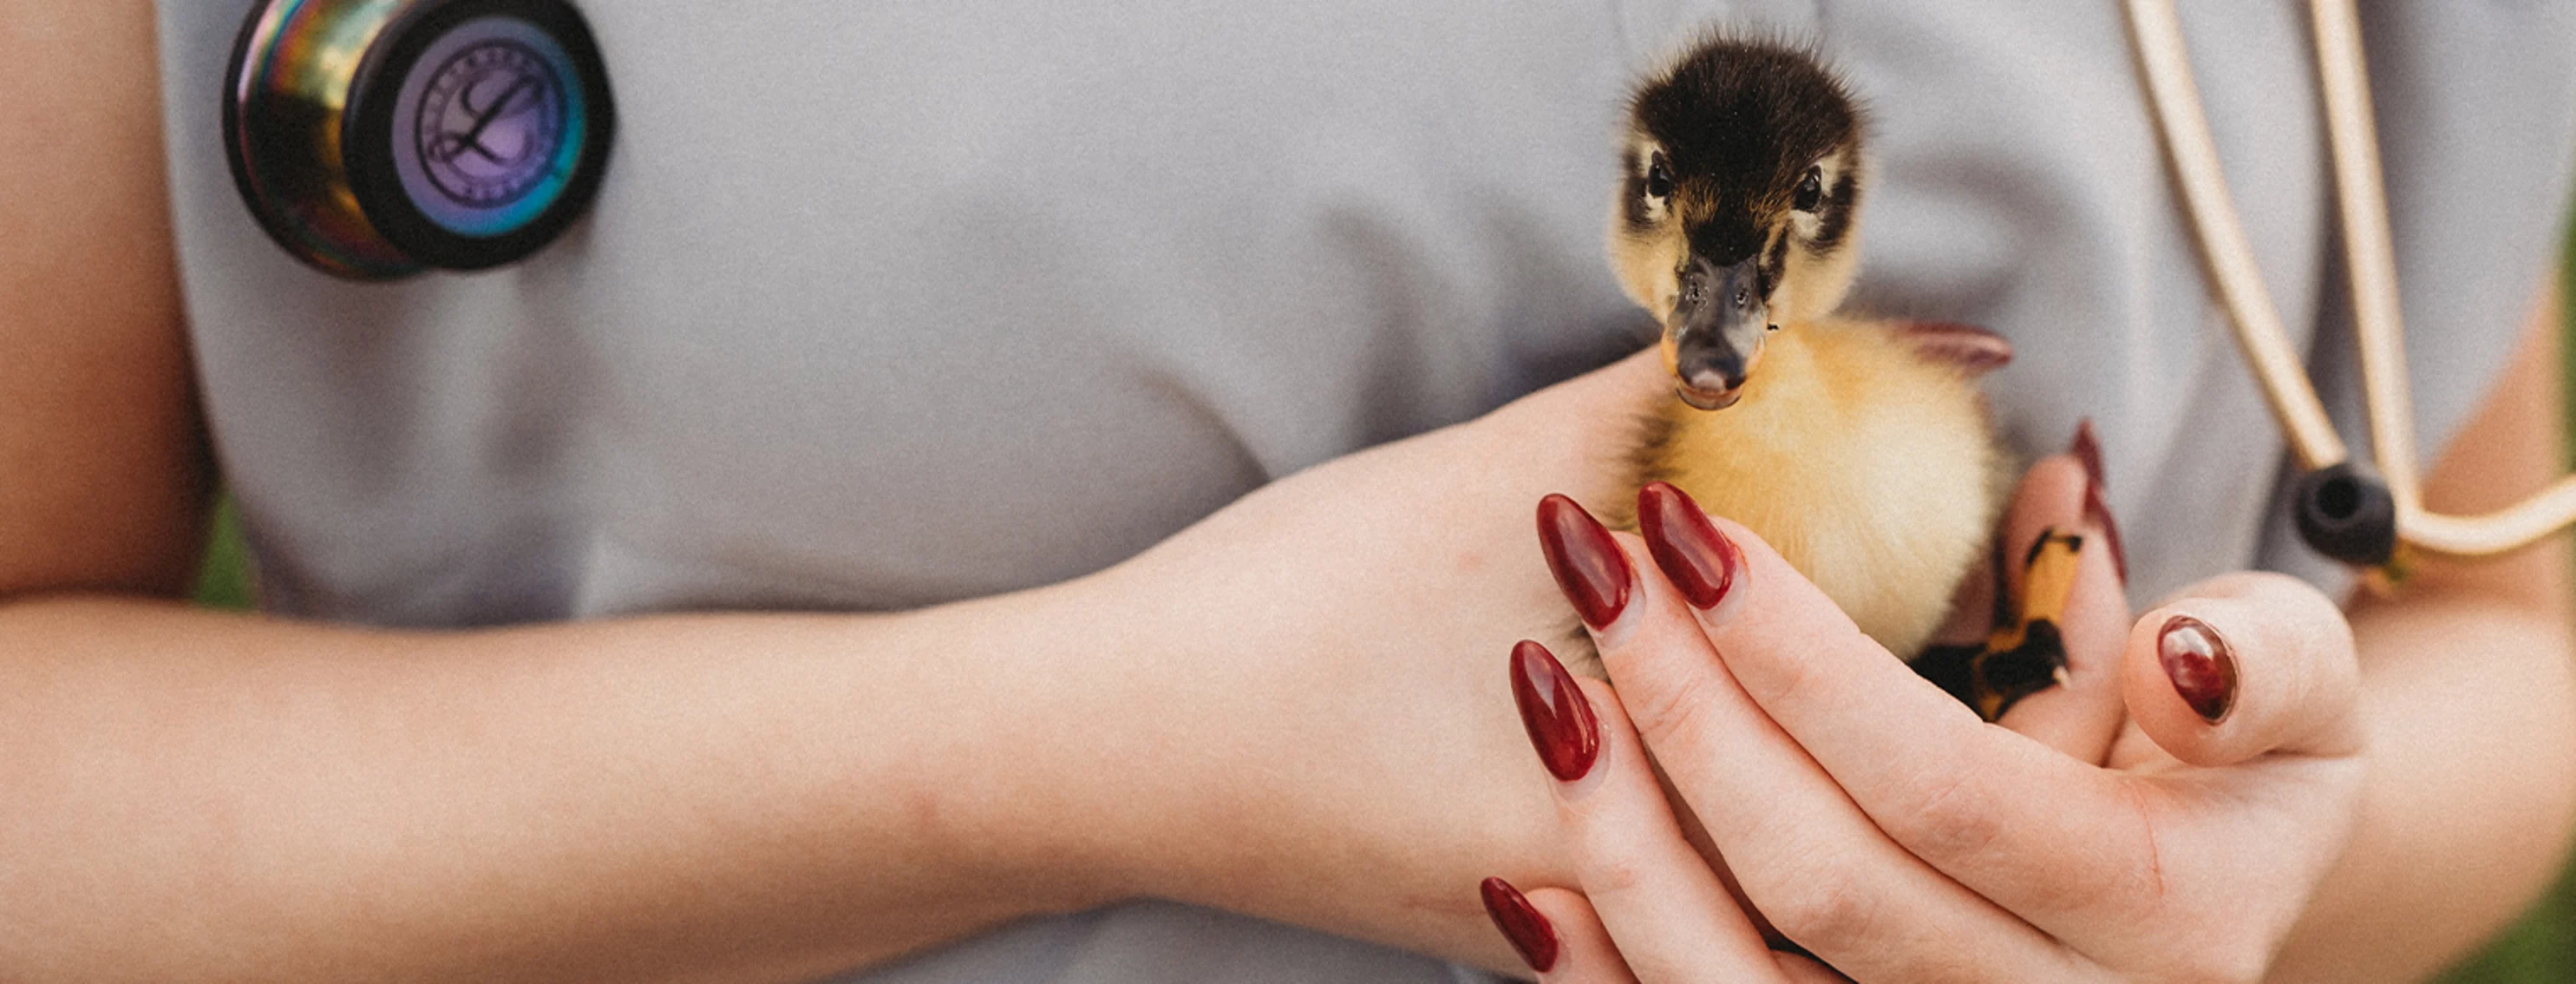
[2073,419,2128,584]
[2069,418,2106,489]
[2082,477,2129,586]
[1510,640,1600,782]
[1637,482,1743,610]
[1481,876,1559,973]
[2159,615,2237,724]
[1899,320,2014,373]
[1538,495,1631,630]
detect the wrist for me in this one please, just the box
[1030,555,1566,964]
[877,572,1195,918]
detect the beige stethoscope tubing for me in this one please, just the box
[2126,0,2576,559]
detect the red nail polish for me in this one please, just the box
[1538,495,1631,630]
[2083,478,2129,586]
[1481,876,1559,973]
[2071,419,2128,584]
[1899,320,2014,374]
[1637,482,1742,610]
[1510,640,1600,782]
[2069,418,2106,491]
[2159,615,2237,724]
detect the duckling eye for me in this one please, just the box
[1793,167,1824,213]
[1645,154,1674,200]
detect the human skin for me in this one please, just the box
[8,4,2572,981]
[1487,289,2576,982]
[1,10,1637,979]
[1505,484,2368,981]
[2278,285,2576,982]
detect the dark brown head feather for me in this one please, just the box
[1624,37,1862,266]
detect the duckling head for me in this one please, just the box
[1611,38,1863,410]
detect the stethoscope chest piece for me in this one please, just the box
[224,0,615,279]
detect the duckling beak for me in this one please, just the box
[1666,254,1769,410]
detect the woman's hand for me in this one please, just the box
[1055,348,1680,964]
[1481,472,2367,981]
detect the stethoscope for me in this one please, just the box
[2128,0,2576,573]
[222,0,613,279]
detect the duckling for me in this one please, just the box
[1607,36,2010,662]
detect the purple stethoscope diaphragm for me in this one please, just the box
[223,0,615,279]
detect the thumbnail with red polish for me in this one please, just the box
[1637,482,1742,610]
[2159,615,2238,724]
[1538,494,1631,630]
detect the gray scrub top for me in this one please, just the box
[156,1,2576,981]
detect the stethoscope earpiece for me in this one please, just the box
[223,0,614,279]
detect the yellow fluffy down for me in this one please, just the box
[1640,318,2005,659]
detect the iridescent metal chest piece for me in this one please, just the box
[224,0,616,279]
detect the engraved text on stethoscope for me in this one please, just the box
[413,40,562,207]
[428,74,542,167]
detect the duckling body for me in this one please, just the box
[1606,36,2005,659]
[1636,319,2004,658]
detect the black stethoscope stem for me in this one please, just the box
[2293,462,2398,567]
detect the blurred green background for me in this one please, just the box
[186,222,2576,980]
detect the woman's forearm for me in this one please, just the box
[2272,587,2576,982]
[0,587,1147,981]
[0,353,1681,982]
[2273,281,2576,981]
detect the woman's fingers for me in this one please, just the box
[1504,885,1639,983]
[1487,647,1795,983]
[1509,650,1788,981]
[1989,441,2131,764]
[1495,659,1854,984]
[1509,883,1848,984]
[1623,483,2165,942]
[1774,951,1851,983]
[2122,571,2364,765]
[1538,495,2081,980]
[2102,581,2366,981]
